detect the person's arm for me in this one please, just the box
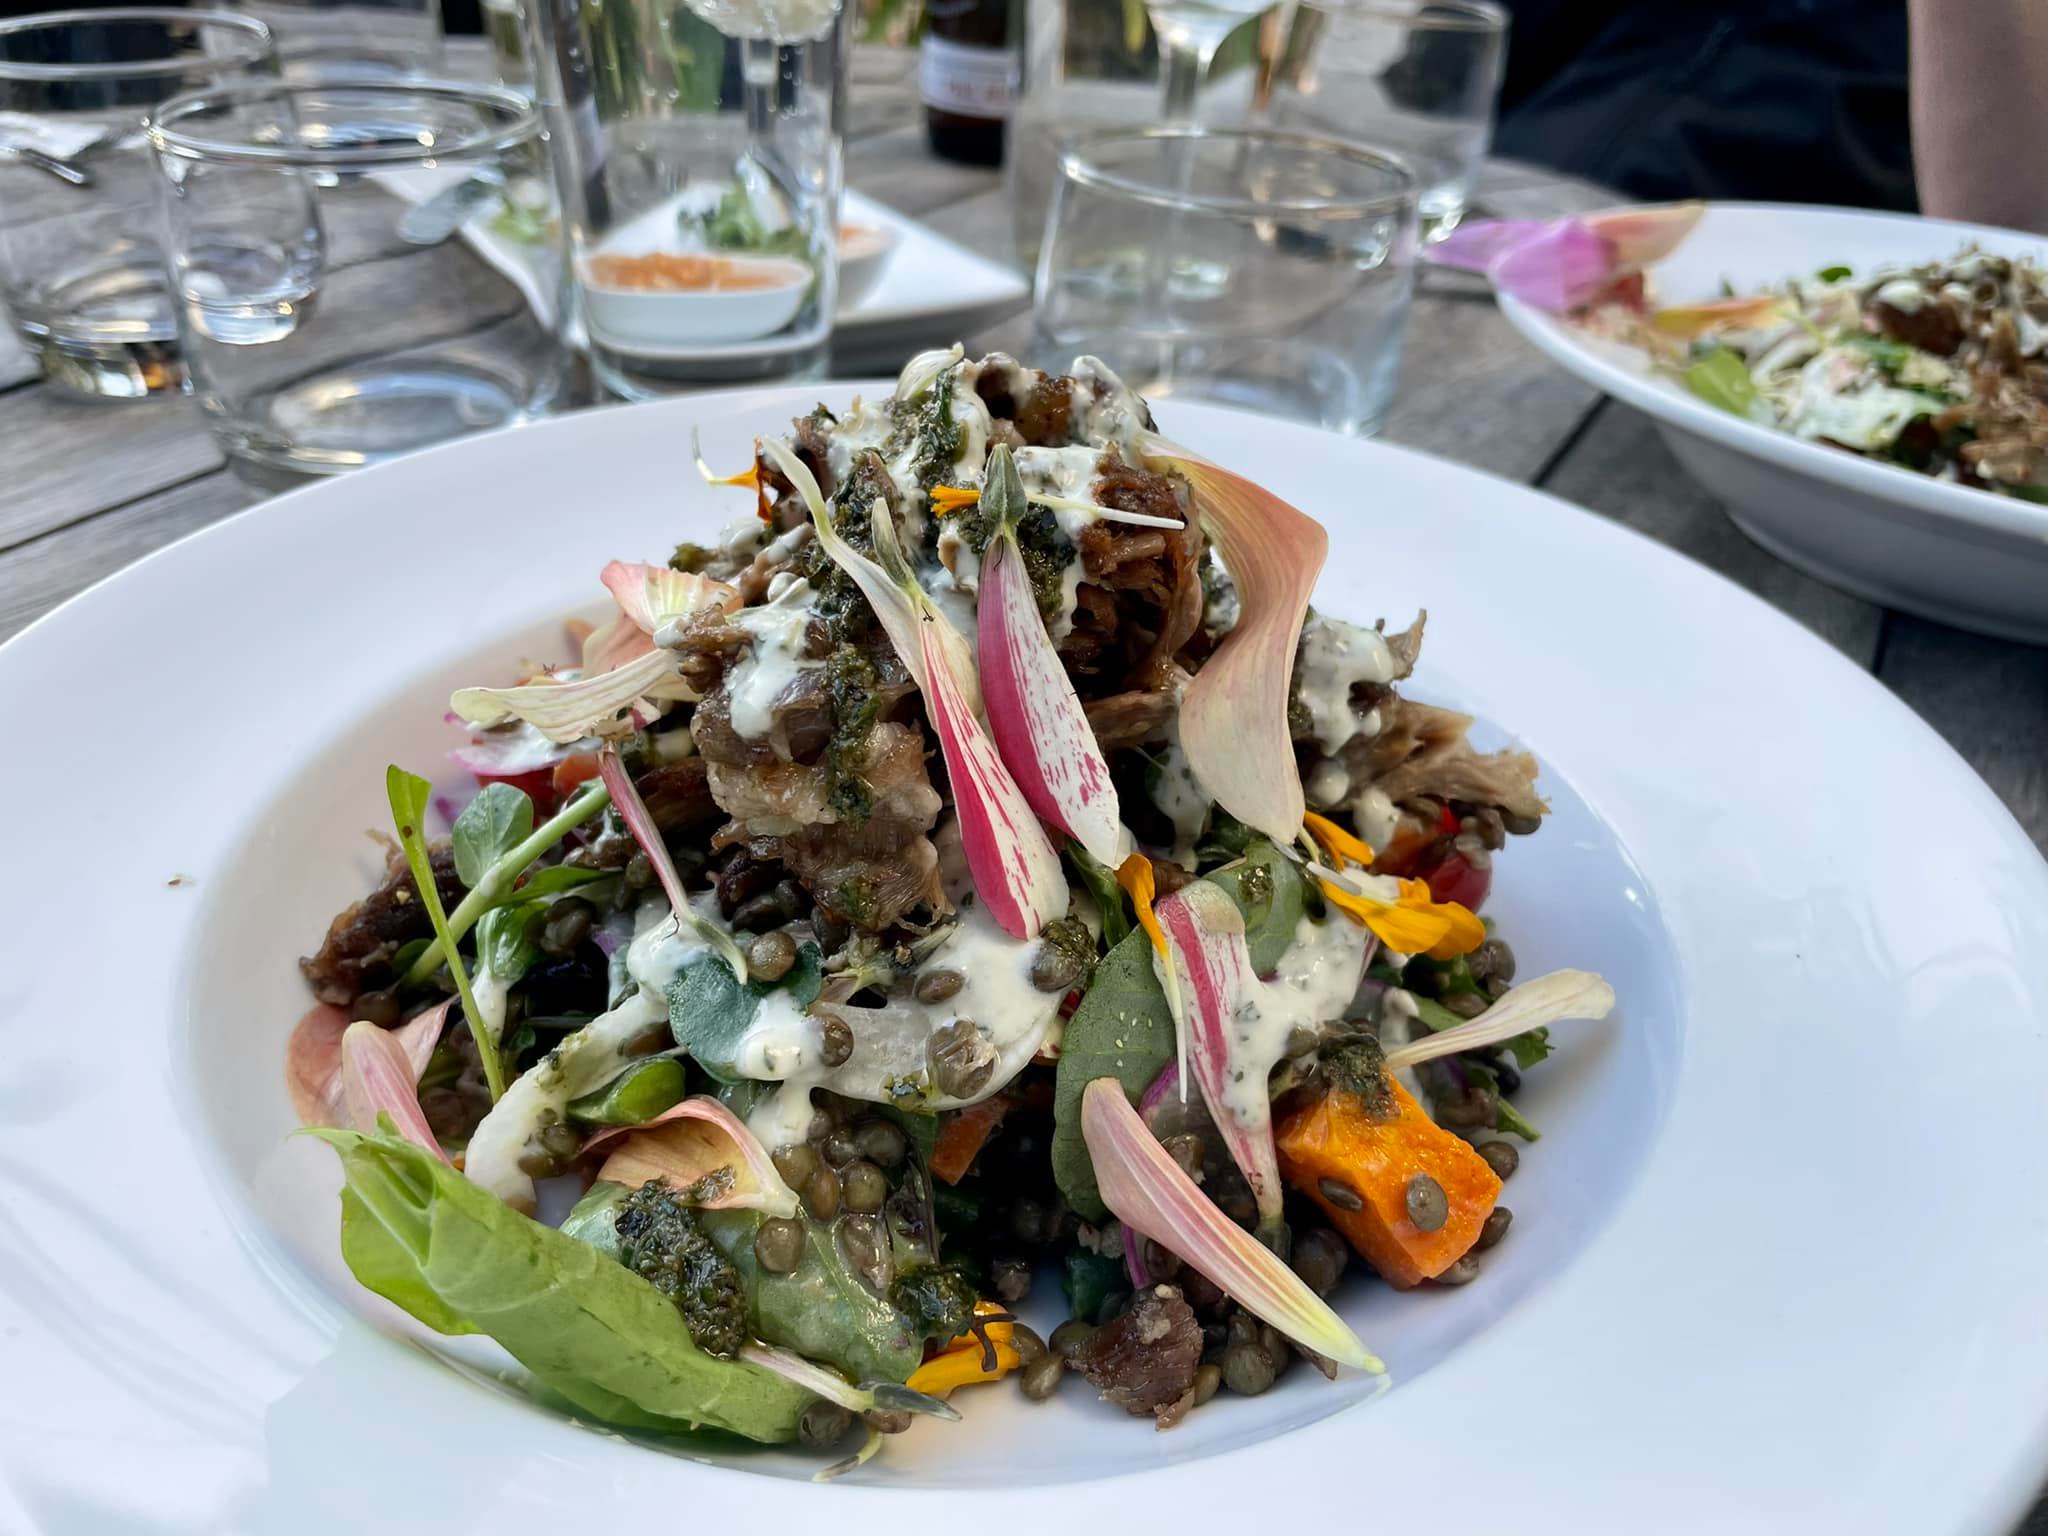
[1910,0,2048,229]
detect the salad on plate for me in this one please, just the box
[288,348,1617,1473]
[1436,207,2048,501]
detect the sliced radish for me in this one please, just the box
[975,447,1122,866]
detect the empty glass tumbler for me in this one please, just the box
[148,77,569,484]
[524,0,846,395]
[1033,125,1419,436]
[224,0,443,80]
[0,8,276,398]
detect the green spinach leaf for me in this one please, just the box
[1064,842,1131,949]
[668,943,822,1082]
[1050,841,1309,1218]
[312,1129,812,1441]
[698,1208,924,1383]
[1682,346,1763,420]
[452,782,534,888]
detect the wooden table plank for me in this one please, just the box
[1537,402,1886,665]
[1876,614,2048,854]
[0,469,257,642]
[0,386,223,552]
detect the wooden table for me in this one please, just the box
[0,42,2042,863]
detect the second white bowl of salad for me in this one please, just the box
[1494,201,2048,644]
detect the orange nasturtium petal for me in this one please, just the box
[905,1303,1021,1395]
[1116,853,1166,961]
[1302,810,1375,869]
[930,484,981,516]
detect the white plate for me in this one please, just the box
[378,171,1027,361]
[3,389,2047,1533]
[1498,202,2048,643]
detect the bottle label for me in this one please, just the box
[920,36,1017,119]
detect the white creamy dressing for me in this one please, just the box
[1306,759,1351,810]
[1151,736,1211,860]
[1788,350,1938,450]
[1375,985,1425,1102]
[1350,785,1400,852]
[1293,612,1395,754]
[1065,355,1152,457]
[1872,278,1927,314]
[723,576,821,739]
[1192,912,1373,1133]
[724,897,1063,1148]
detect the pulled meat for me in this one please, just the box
[1072,1285,1203,1419]
[1349,697,1546,822]
[634,756,726,839]
[702,691,943,932]
[300,843,463,1005]
[1060,454,1205,694]
[1085,681,1183,749]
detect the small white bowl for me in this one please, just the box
[581,251,812,350]
[837,220,899,311]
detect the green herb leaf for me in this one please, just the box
[388,766,504,1101]
[1061,1249,1128,1324]
[506,864,613,901]
[1682,346,1762,419]
[1050,840,1308,1219]
[1064,842,1131,949]
[667,943,824,1082]
[1816,264,1852,283]
[568,1058,688,1128]
[698,1208,925,1382]
[1504,1027,1553,1070]
[1493,1096,1542,1142]
[475,900,541,982]
[312,1129,813,1441]
[452,782,534,889]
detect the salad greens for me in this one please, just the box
[317,1128,814,1441]
[1681,346,1764,420]
[295,350,1599,1465]
[666,944,824,1083]
[389,767,504,1100]
[1051,838,1309,1220]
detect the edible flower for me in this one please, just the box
[1115,853,1185,1066]
[977,445,1124,867]
[905,1302,1024,1396]
[598,749,750,980]
[1154,880,1288,1242]
[927,480,1185,531]
[1304,816,1483,960]
[1649,294,1794,339]
[451,562,739,743]
[761,434,1065,939]
[930,483,980,516]
[1428,201,1704,313]
[1382,969,1615,1074]
[1081,1078,1381,1371]
[584,1095,801,1218]
[692,428,770,520]
[1137,436,1326,846]
[340,1021,449,1162]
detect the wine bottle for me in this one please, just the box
[921,0,1015,166]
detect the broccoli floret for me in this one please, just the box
[614,1179,748,1358]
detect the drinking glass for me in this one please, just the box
[1033,125,1418,436]
[524,0,846,397]
[0,8,275,399]
[1146,0,1268,122]
[1007,0,1265,269]
[148,77,569,485]
[1263,0,1506,240]
[225,0,442,80]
